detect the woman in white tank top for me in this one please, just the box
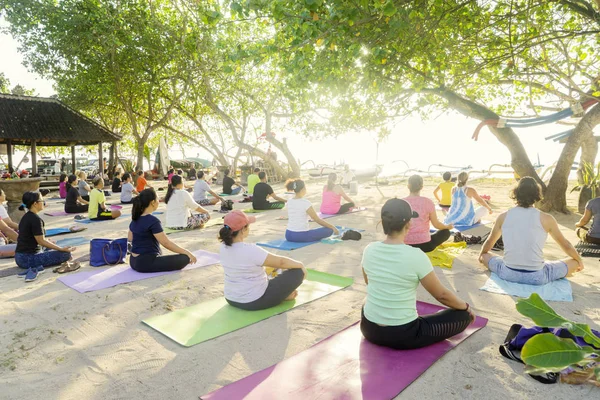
[478,177,583,285]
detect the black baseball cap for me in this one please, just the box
[381,198,419,223]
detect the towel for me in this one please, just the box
[480,273,573,302]
[426,242,467,269]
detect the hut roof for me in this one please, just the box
[0,94,120,146]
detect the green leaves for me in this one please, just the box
[522,333,597,372]
[517,293,600,350]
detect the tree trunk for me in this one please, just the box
[430,88,544,188]
[136,140,146,172]
[265,112,301,178]
[539,104,600,212]
[577,133,599,184]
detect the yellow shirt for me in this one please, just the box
[88,189,106,219]
[439,181,454,206]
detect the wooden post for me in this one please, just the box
[71,146,76,174]
[31,140,37,175]
[98,142,103,175]
[6,140,13,172]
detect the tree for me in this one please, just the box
[238,0,600,211]
[1,0,205,170]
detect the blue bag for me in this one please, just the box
[89,238,128,267]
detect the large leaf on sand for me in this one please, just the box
[522,333,597,372]
[516,293,600,348]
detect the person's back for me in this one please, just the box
[129,214,162,256]
[363,241,433,326]
[444,186,474,225]
[220,242,269,303]
[287,197,311,232]
[59,181,67,199]
[88,188,104,219]
[247,173,260,195]
[403,195,434,245]
[320,186,341,214]
[166,189,193,228]
[78,180,88,197]
[502,207,547,271]
[112,176,121,192]
[223,175,235,194]
[136,175,147,192]
[439,181,454,206]
[121,182,134,203]
[586,197,600,238]
[193,179,210,202]
[65,186,78,207]
[252,182,272,209]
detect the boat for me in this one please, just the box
[307,164,382,179]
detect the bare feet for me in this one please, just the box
[284,290,298,301]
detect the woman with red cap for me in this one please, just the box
[219,210,306,310]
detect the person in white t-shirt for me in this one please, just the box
[284,179,339,242]
[0,189,19,230]
[120,173,139,204]
[341,165,355,187]
[193,171,224,206]
[165,175,210,230]
[219,210,306,310]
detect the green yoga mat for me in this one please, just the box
[142,269,353,347]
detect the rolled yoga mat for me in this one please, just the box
[58,250,220,293]
[143,269,353,347]
[201,301,488,400]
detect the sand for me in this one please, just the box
[0,178,598,400]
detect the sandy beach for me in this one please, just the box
[1,178,598,400]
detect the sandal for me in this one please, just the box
[74,215,85,220]
[454,232,465,243]
[53,261,81,274]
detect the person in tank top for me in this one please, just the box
[479,177,583,285]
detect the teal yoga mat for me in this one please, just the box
[142,269,353,347]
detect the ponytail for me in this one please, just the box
[326,173,337,191]
[285,178,305,193]
[67,174,77,190]
[165,175,183,204]
[457,172,469,187]
[218,225,241,246]
[132,189,157,221]
[19,191,41,211]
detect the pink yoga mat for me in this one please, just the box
[58,250,220,293]
[45,204,122,217]
[201,302,487,400]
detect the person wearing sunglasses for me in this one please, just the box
[15,192,76,282]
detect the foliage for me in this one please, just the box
[571,161,600,197]
[516,293,599,384]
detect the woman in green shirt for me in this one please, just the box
[361,198,476,349]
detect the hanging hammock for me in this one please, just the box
[472,99,599,141]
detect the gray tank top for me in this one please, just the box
[502,207,547,271]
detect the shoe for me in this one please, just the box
[74,215,85,220]
[17,268,29,278]
[24,267,38,282]
[35,266,45,274]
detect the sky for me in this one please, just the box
[0,26,589,174]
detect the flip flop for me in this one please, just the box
[53,262,69,273]
[69,225,87,233]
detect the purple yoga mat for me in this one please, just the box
[58,250,220,293]
[45,204,122,217]
[201,302,487,400]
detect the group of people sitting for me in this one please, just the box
[5,169,589,351]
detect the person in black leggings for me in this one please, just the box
[128,189,197,273]
[360,198,476,349]
[219,210,306,311]
[64,174,89,214]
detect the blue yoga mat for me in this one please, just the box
[480,273,573,302]
[258,227,363,251]
[46,228,72,237]
[55,237,90,247]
